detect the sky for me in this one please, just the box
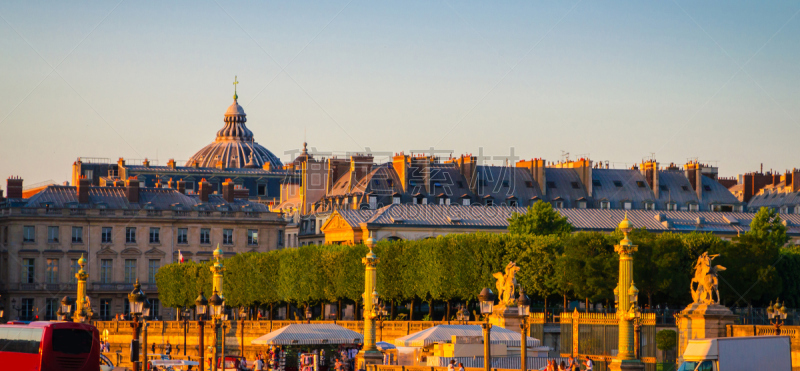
[1,0,799,185]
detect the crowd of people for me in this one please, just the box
[542,356,593,371]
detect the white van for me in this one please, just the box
[679,336,791,371]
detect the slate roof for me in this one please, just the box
[18,185,269,211]
[336,209,380,228]
[655,170,699,207]
[591,169,654,209]
[747,191,800,211]
[476,166,543,201]
[355,204,800,236]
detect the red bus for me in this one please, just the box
[0,321,100,371]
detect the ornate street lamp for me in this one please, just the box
[239,307,248,356]
[142,299,151,364]
[196,291,208,371]
[58,296,74,321]
[208,290,226,370]
[181,307,192,356]
[518,287,530,371]
[767,300,788,336]
[305,305,313,324]
[478,287,496,371]
[128,279,146,371]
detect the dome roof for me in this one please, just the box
[186,96,283,169]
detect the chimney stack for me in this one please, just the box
[515,159,547,196]
[392,154,410,193]
[77,176,92,203]
[199,178,211,202]
[168,178,175,189]
[177,179,186,194]
[125,177,140,203]
[6,177,23,199]
[167,159,176,169]
[222,178,235,202]
[640,160,659,199]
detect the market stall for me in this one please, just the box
[393,324,550,367]
[251,324,364,371]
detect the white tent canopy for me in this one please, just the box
[393,325,542,347]
[251,324,363,346]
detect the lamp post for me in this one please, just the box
[518,287,530,371]
[142,299,151,365]
[128,279,146,371]
[305,305,312,324]
[610,214,644,371]
[239,307,248,356]
[767,300,788,336]
[196,292,209,371]
[210,289,225,371]
[478,288,495,371]
[182,307,192,356]
[58,296,74,321]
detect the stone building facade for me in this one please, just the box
[0,177,286,322]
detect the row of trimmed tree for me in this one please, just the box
[155,202,800,319]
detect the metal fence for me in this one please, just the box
[559,310,657,370]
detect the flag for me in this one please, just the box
[179,250,184,263]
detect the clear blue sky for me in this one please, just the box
[1,0,799,184]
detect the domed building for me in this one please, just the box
[186,91,283,169]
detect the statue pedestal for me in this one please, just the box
[608,360,645,371]
[675,303,737,364]
[356,350,383,369]
[489,306,525,335]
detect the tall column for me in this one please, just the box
[211,245,226,297]
[73,254,89,322]
[358,248,383,367]
[210,246,226,363]
[610,214,644,371]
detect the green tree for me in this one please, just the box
[508,200,573,236]
[749,207,789,247]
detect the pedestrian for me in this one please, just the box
[567,356,574,369]
[559,361,566,371]
[458,363,465,371]
[448,359,456,371]
[152,343,156,353]
[165,341,172,356]
[255,356,264,371]
[584,357,593,371]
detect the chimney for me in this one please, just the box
[0,188,4,203]
[640,160,659,199]
[348,155,374,193]
[168,178,175,189]
[167,159,176,169]
[408,155,433,194]
[199,178,211,202]
[684,162,704,201]
[77,176,92,203]
[176,179,186,194]
[326,158,350,193]
[515,159,547,196]
[222,178,235,202]
[143,158,150,167]
[125,177,140,203]
[793,169,800,193]
[552,158,593,197]
[6,177,23,199]
[392,154,410,193]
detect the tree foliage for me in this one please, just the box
[155,210,797,313]
[508,201,573,236]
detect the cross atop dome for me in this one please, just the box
[233,75,239,101]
